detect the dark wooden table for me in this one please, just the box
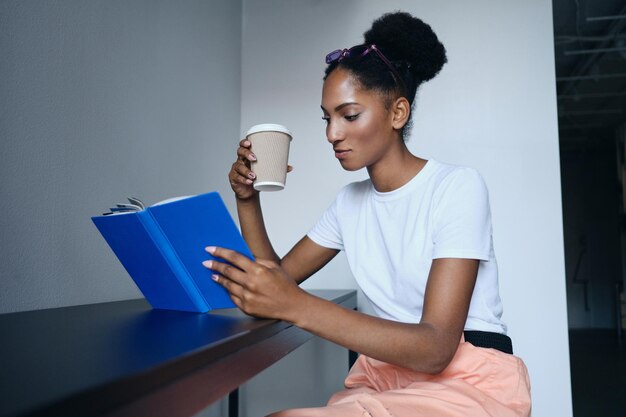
[0,289,357,417]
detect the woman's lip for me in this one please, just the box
[334,150,351,159]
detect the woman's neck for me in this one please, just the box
[366,141,427,193]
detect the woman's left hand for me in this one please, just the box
[202,246,306,322]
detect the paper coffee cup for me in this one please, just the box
[245,124,292,192]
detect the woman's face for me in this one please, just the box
[321,68,398,171]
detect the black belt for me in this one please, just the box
[464,330,513,354]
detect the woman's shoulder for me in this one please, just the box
[339,178,372,196]
[333,178,373,207]
[428,159,486,187]
[427,160,489,202]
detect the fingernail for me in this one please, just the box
[248,172,256,179]
[246,179,253,185]
[203,260,213,268]
[243,140,250,147]
[205,246,216,254]
[211,274,219,282]
[248,154,257,161]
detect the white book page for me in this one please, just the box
[151,195,194,207]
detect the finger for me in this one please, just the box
[206,246,256,269]
[203,258,246,285]
[234,160,256,180]
[237,145,257,162]
[226,292,257,317]
[287,165,294,173]
[228,293,244,310]
[239,138,252,148]
[230,176,253,186]
[211,273,245,299]
[229,167,254,185]
[203,246,258,285]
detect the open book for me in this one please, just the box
[92,192,253,313]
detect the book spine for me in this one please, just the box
[136,210,208,311]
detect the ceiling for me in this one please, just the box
[552,0,626,150]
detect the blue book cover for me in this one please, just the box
[92,192,253,313]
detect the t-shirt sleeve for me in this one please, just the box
[431,168,492,261]
[307,195,344,251]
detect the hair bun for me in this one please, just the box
[363,11,447,84]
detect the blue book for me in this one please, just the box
[92,192,253,313]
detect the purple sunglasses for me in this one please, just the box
[325,44,406,92]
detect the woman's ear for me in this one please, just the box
[391,97,411,130]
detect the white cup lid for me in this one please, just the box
[246,123,292,139]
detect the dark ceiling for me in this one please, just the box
[553,0,626,149]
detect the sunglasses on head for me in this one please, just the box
[325,44,406,92]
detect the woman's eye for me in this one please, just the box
[345,114,360,121]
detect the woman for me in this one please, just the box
[203,11,531,416]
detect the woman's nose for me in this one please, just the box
[326,121,344,144]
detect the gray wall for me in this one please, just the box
[0,0,242,313]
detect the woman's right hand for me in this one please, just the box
[229,139,258,201]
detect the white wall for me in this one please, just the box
[240,1,572,416]
[0,0,242,313]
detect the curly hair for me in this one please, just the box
[324,11,447,139]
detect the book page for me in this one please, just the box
[152,196,193,207]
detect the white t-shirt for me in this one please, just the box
[307,159,506,334]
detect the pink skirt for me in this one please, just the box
[270,339,531,416]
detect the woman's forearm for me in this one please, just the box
[291,293,461,374]
[286,259,477,374]
[236,194,280,263]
